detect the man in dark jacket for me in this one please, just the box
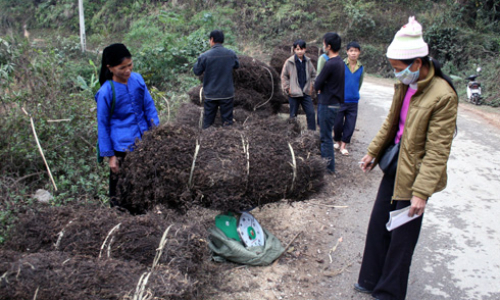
[314,32,345,174]
[193,30,240,128]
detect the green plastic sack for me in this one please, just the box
[208,226,285,266]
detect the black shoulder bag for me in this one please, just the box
[378,143,400,176]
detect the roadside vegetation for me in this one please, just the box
[0,0,499,242]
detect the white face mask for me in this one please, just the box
[394,63,420,85]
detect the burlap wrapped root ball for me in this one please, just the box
[188,55,286,113]
[117,119,326,214]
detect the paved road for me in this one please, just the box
[358,82,500,300]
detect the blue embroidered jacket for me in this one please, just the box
[95,72,159,157]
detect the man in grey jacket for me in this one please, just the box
[280,39,317,130]
[193,30,240,128]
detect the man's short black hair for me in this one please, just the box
[210,30,224,44]
[347,41,361,51]
[293,39,307,49]
[323,32,341,53]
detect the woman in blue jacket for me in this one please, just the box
[95,43,159,207]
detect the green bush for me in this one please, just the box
[425,26,467,67]
[0,39,110,206]
[360,44,393,78]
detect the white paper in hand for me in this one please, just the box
[386,206,422,231]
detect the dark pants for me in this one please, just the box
[334,102,358,144]
[289,94,316,130]
[318,104,340,173]
[203,98,234,129]
[109,151,126,207]
[357,173,424,300]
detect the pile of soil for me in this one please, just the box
[0,205,218,300]
[116,117,326,214]
[188,55,286,113]
[269,44,320,76]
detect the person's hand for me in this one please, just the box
[310,85,314,95]
[408,196,426,217]
[359,154,374,173]
[288,88,291,94]
[109,156,119,173]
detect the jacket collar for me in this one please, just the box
[295,54,307,63]
[211,44,224,49]
[415,60,435,93]
[288,54,308,64]
[343,57,362,72]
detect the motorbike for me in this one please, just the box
[466,67,482,105]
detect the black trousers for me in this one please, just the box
[333,102,358,144]
[109,151,126,207]
[357,173,424,300]
[203,98,234,128]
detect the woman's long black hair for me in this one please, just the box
[99,43,132,86]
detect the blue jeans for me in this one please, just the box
[318,104,340,173]
[289,94,316,130]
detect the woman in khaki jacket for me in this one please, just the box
[355,17,458,300]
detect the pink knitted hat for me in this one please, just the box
[386,16,428,59]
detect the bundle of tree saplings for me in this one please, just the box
[0,252,199,300]
[2,205,209,269]
[188,55,286,113]
[0,205,219,300]
[116,114,326,214]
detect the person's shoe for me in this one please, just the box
[353,283,373,294]
[333,142,340,150]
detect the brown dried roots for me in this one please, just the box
[116,116,326,214]
[188,55,286,113]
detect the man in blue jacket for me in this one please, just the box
[334,41,364,156]
[193,30,240,128]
